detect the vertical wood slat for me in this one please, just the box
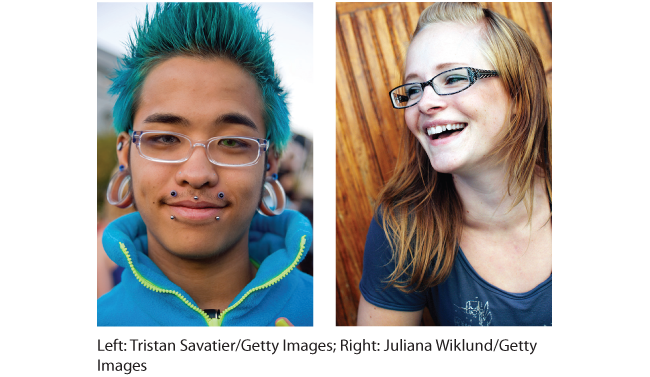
[543,2,552,30]
[336,15,377,327]
[336,2,433,326]
[336,2,552,326]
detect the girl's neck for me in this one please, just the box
[453,164,549,233]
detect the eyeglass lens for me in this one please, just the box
[138,133,261,165]
[391,67,472,108]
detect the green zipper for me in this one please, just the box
[119,234,307,326]
[217,234,308,325]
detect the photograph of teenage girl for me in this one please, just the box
[336,2,551,326]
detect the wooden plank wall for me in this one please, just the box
[336,2,552,326]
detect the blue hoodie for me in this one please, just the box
[97,210,313,326]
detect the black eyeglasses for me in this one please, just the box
[389,67,498,109]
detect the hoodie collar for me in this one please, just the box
[102,210,312,317]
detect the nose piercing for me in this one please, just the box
[170,216,175,220]
[171,190,177,197]
[218,192,224,199]
[194,196,199,200]
[215,216,220,220]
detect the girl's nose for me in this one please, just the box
[417,84,447,113]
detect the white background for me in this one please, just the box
[1,0,649,375]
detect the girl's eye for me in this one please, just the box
[406,85,422,98]
[444,75,468,85]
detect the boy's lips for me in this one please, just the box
[168,200,225,209]
[167,200,226,221]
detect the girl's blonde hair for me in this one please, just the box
[378,2,551,291]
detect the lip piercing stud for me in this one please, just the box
[171,190,177,197]
[215,216,220,220]
[194,196,199,200]
[170,216,175,220]
[218,192,224,199]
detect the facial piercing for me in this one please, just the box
[257,177,286,216]
[170,216,175,220]
[171,190,177,197]
[107,165,132,208]
[117,142,123,151]
[271,173,278,181]
[215,216,220,220]
[218,192,224,199]
[266,163,270,171]
[194,196,199,200]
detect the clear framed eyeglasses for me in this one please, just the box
[131,131,269,167]
[389,67,498,109]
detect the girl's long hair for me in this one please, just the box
[377,2,551,292]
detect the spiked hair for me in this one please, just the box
[109,3,291,153]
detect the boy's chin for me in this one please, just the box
[162,241,232,261]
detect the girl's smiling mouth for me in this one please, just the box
[426,123,466,140]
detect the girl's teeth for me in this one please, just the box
[427,123,465,135]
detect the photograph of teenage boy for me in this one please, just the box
[97,3,313,326]
[336,2,551,326]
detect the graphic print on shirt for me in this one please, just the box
[453,298,493,326]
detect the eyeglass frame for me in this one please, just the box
[389,67,499,109]
[131,130,269,167]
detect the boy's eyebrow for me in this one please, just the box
[215,113,259,131]
[143,112,259,131]
[143,113,190,126]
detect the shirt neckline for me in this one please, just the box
[455,246,552,300]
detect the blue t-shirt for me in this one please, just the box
[359,216,552,326]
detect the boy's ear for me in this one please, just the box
[265,146,280,178]
[116,132,131,168]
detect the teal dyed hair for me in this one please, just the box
[109,3,290,153]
